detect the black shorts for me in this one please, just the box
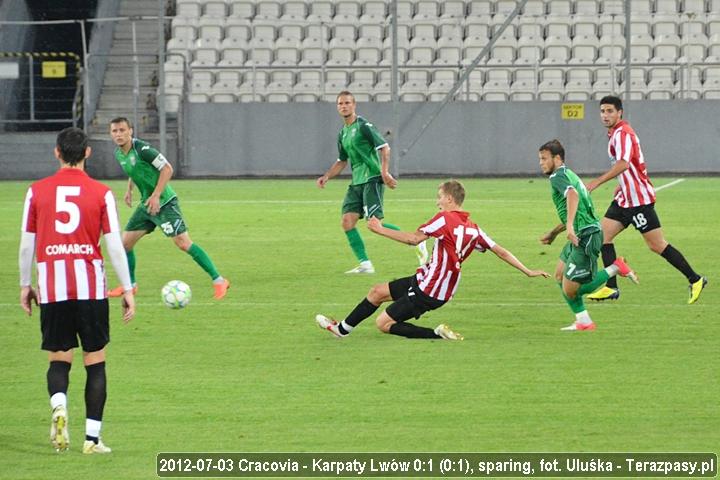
[604,200,661,233]
[40,299,110,352]
[385,275,446,323]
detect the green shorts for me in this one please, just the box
[559,228,602,284]
[125,197,187,237]
[341,177,385,219]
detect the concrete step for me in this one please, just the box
[110,43,158,54]
[101,62,158,78]
[114,22,163,34]
[102,71,157,86]
[97,96,156,110]
[114,30,163,41]
[93,109,158,130]
[99,86,157,99]
[117,6,166,16]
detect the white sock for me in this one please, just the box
[575,310,593,325]
[213,276,225,285]
[340,321,354,333]
[360,260,373,267]
[50,392,67,410]
[86,419,102,439]
[605,264,619,277]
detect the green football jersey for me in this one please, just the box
[114,138,176,206]
[549,165,600,233]
[337,116,388,185]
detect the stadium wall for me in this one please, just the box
[0,101,718,179]
[0,0,33,126]
[183,101,720,177]
[0,133,177,180]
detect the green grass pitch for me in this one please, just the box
[0,177,717,479]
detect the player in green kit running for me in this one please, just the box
[537,139,637,331]
[317,91,428,274]
[107,117,230,299]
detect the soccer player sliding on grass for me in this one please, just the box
[538,139,638,331]
[316,180,549,340]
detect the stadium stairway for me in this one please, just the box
[89,0,163,135]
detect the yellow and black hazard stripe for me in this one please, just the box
[0,51,81,72]
[1,52,84,116]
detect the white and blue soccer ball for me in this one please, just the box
[161,280,192,309]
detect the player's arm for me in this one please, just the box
[124,178,134,207]
[539,223,565,245]
[367,217,428,245]
[565,188,579,246]
[490,244,550,278]
[146,161,173,215]
[378,145,397,189]
[586,159,628,192]
[104,231,135,323]
[18,231,38,315]
[317,160,347,188]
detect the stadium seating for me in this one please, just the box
[163,0,720,107]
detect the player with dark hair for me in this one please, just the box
[316,91,428,274]
[538,139,638,331]
[107,117,230,299]
[585,96,707,304]
[19,127,135,453]
[316,180,549,340]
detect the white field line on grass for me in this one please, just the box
[654,178,685,191]
[178,199,538,205]
[142,179,690,204]
[0,180,688,206]
[0,301,705,309]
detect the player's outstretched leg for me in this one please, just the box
[183,242,229,299]
[315,315,344,338]
[612,257,638,284]
[586,256,638,301]
[587,243,620,301]
[433,324,464,340]
[212,278,230,299]
[688,276,708,305]
[587,286,619,301]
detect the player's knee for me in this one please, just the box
[175,238,192,251]
[375,316,392,333]
[563,286,577,299]
[648,241,667,254]
[341,217,355,231]
[367,284,384,303]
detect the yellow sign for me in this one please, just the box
[561,103,585,120]
[42,61,66,78]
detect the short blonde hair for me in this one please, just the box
[440,180,465,206]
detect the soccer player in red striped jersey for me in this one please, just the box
[585,96,707,304]
[316,180,549,340]
[19,127,135,454]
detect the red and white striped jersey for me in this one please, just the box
[415,210,495,301]
[607,120,656,208]
[20,169,120,303]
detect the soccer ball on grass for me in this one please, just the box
[161,280,192,309]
